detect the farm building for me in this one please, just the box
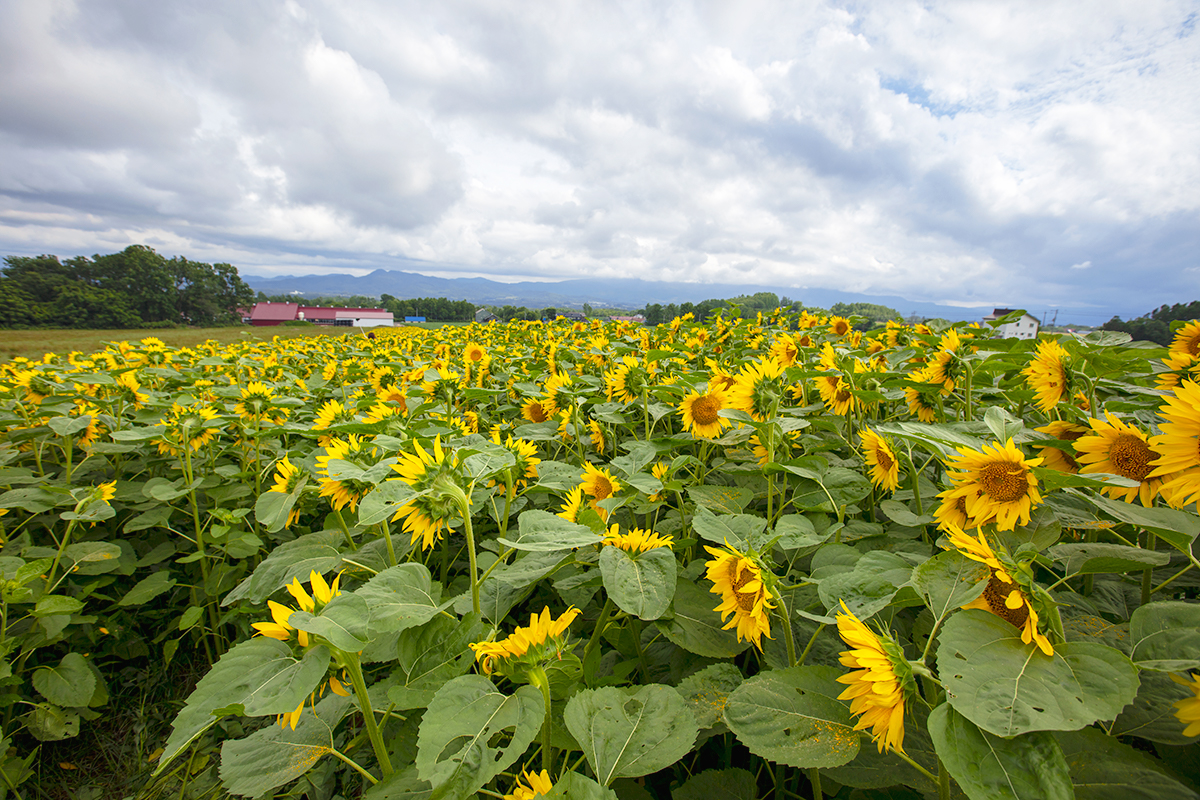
[983,308,1040,339]
[246,302,394,328]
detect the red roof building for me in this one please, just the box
[247,302,394,327]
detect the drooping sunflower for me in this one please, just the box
[937,439,1043,531]
[678,385,731,439]
[703,544,775,650]
[469,606,580,677]
[1074,412,1165,506]
[1150,380,1200,509]
[580,462,621,521]
[1171,672,1200,738]
[904,368,942,423]
[769,333,801,367]
[1022,339,1072,413]
[1156,350,1200,391]
[942,526,1054,656]
[491,431,540,488]
[268,456,309,527]
[1170,320,1200,359]
[234,381,289,425]
[503,769,554,800]
[925,329,963,392]
[603,524,674,553]
[557,485,586,523]
[315,435,377,512]
[312,399,354,431]
[155,403,221,456]
[390,436,463,550]
[834,601,913,754]
[1033,420,1088,474]
[541,370,575,416]
[587,418,606,454]
[727,357,787,422]
[860,429,900,492]
[605,355,653,403]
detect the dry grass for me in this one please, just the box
[0,326,360,363]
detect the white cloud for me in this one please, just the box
[1,0,1198,317]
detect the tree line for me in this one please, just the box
[0,245,254,329]
[1101,302,1200,346]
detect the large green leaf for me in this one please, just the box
[545,771,620,799]
[677,662,744,729]
[817,550,916,620]
[415,676,543,800]
[928,703,1072,800]
[1129,601,1200,671]
[357,481,420,526]
[599,545,676,621]
[496,509,603,551]
[909,550,989,622]
[773,514,833,550]
[690,506,768,550]
[1055,726,1198,800]
[219,693,352,797]
[32,653,95,708]
[1047,542,1170,575]
[938,610,1139,737]
[564,685,698,786]
[355,563,449,636]
[1085,493,1200,554]
[656,577,750,658]
[688,485,754,514]
[1111,670,1199,745]
[223,531,345,605]
[156,639,331,772]
[289,593,370,653]
[118,570,177,607]
[388,614,486,710]
[723,665,860,769]
[673,768,758,800]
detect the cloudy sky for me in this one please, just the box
[2,1,1198,321]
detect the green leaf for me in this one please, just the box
[599,546,676,621]
[356,563,448,636]
[773,514,832,550]
[817,550,916,620]
[124,505,175,533]
[677,662,744,729]
[688,485,754,514]
[24,704,79,741]
[879,499,936,527]
[156,639,331,773]
[938,610,1140,737]
[387,614,486,710]
[656,577,750,659]
[928,703,1073,800]
[254,471,309,532]
[1111,670,1200,745]
[564,684,699,786]
[219,692,351,798]
[32,595,85,617]
[118,571,176,607]
[723,665,860,769]
[909,550,989,621]
[691,506,767,550]
[362,766,433,800]
[495,510,604,551]
[545,771,620,799]
[415,676,543,800]
[1085,493,1200,554]
[289,593,370,653]
[1129,601,1200,671]
[983,406,1025,448]
[1055,726,1198,800]
[357,480,420,526]
[223,531,345,605]
[673,768,758,800]
[32,653,95,708]
[1047,543,1170,575]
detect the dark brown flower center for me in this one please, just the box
[983,573,1029,628]
[979,462,1030,503]
[1108,433,1153,481]
[527,402,550,423]
[691,394,723,425]
[590,476,613,501]
[875,446,894,472]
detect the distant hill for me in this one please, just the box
[244,268,997,322]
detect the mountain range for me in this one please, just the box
[243,268,1016,323]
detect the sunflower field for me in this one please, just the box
[0,310,1198,800]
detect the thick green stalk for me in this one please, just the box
[581,597,614,679]
[1141,531,1157,606]
[774,592,797,668]
[530,667,554,773]
[43,518,78,592]
[343,652,393,778]
[807,767,822,800]
[448,485,480,616]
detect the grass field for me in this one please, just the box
[0,325,367,362]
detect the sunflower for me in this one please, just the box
[315,436,377,512]
[1074,412,1165,506]
[834,601,912,754]
[504,769,554,800]
[312,399,354,431]
[421,365,462,405]
[114,372,149,407]
[541,370,575,416]
[925,330,963,392]
[155,404,221,456]
[469,606,580,677]
[648,461,670,502]
[390,436,463,550]
[1150,381,1200,510]
[463,342,487,365]
[769,333,801,367]
[1170,320,1200,359]
[587,418,606,454]
[942,526,1053,656]
[1033,420,1088,473]
[678,386,731,439]
[703,544,775,650]
[580,462,621,521]
[557,486,586,522]
[268,456,309,526]
[234,381,289,425]
[1171,673,1200,737]
[936,439,1043,531]
[1023,339,1071,413]
[521,397,553,423]
[250,570,341,649]
[860,429,900,492]
[491,431,540,488]
[603,524,674,553]
[728,357,786,422]
[829,316,853,337]
[605,356,652,403]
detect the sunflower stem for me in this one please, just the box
[328,747,379,785]
[333,509,357,552]
[807,767,822,800]
[774,592,798,668]
[642,388,651,441]
[448,485,481,616]
[629,616,651,681]
[962,359,974,421]
[581,597,613,684]
[530,667,554,773]
[343,651,393,778]
[797,622,825,667]
[892,748,938,783]
[377,522,397,568]
[1141,531,1157,606]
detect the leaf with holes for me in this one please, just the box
[938,610,1139,737]
[599,545,676,620]
[564,684,698,786]
[723,665,860,769]
[415,675,543,800]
